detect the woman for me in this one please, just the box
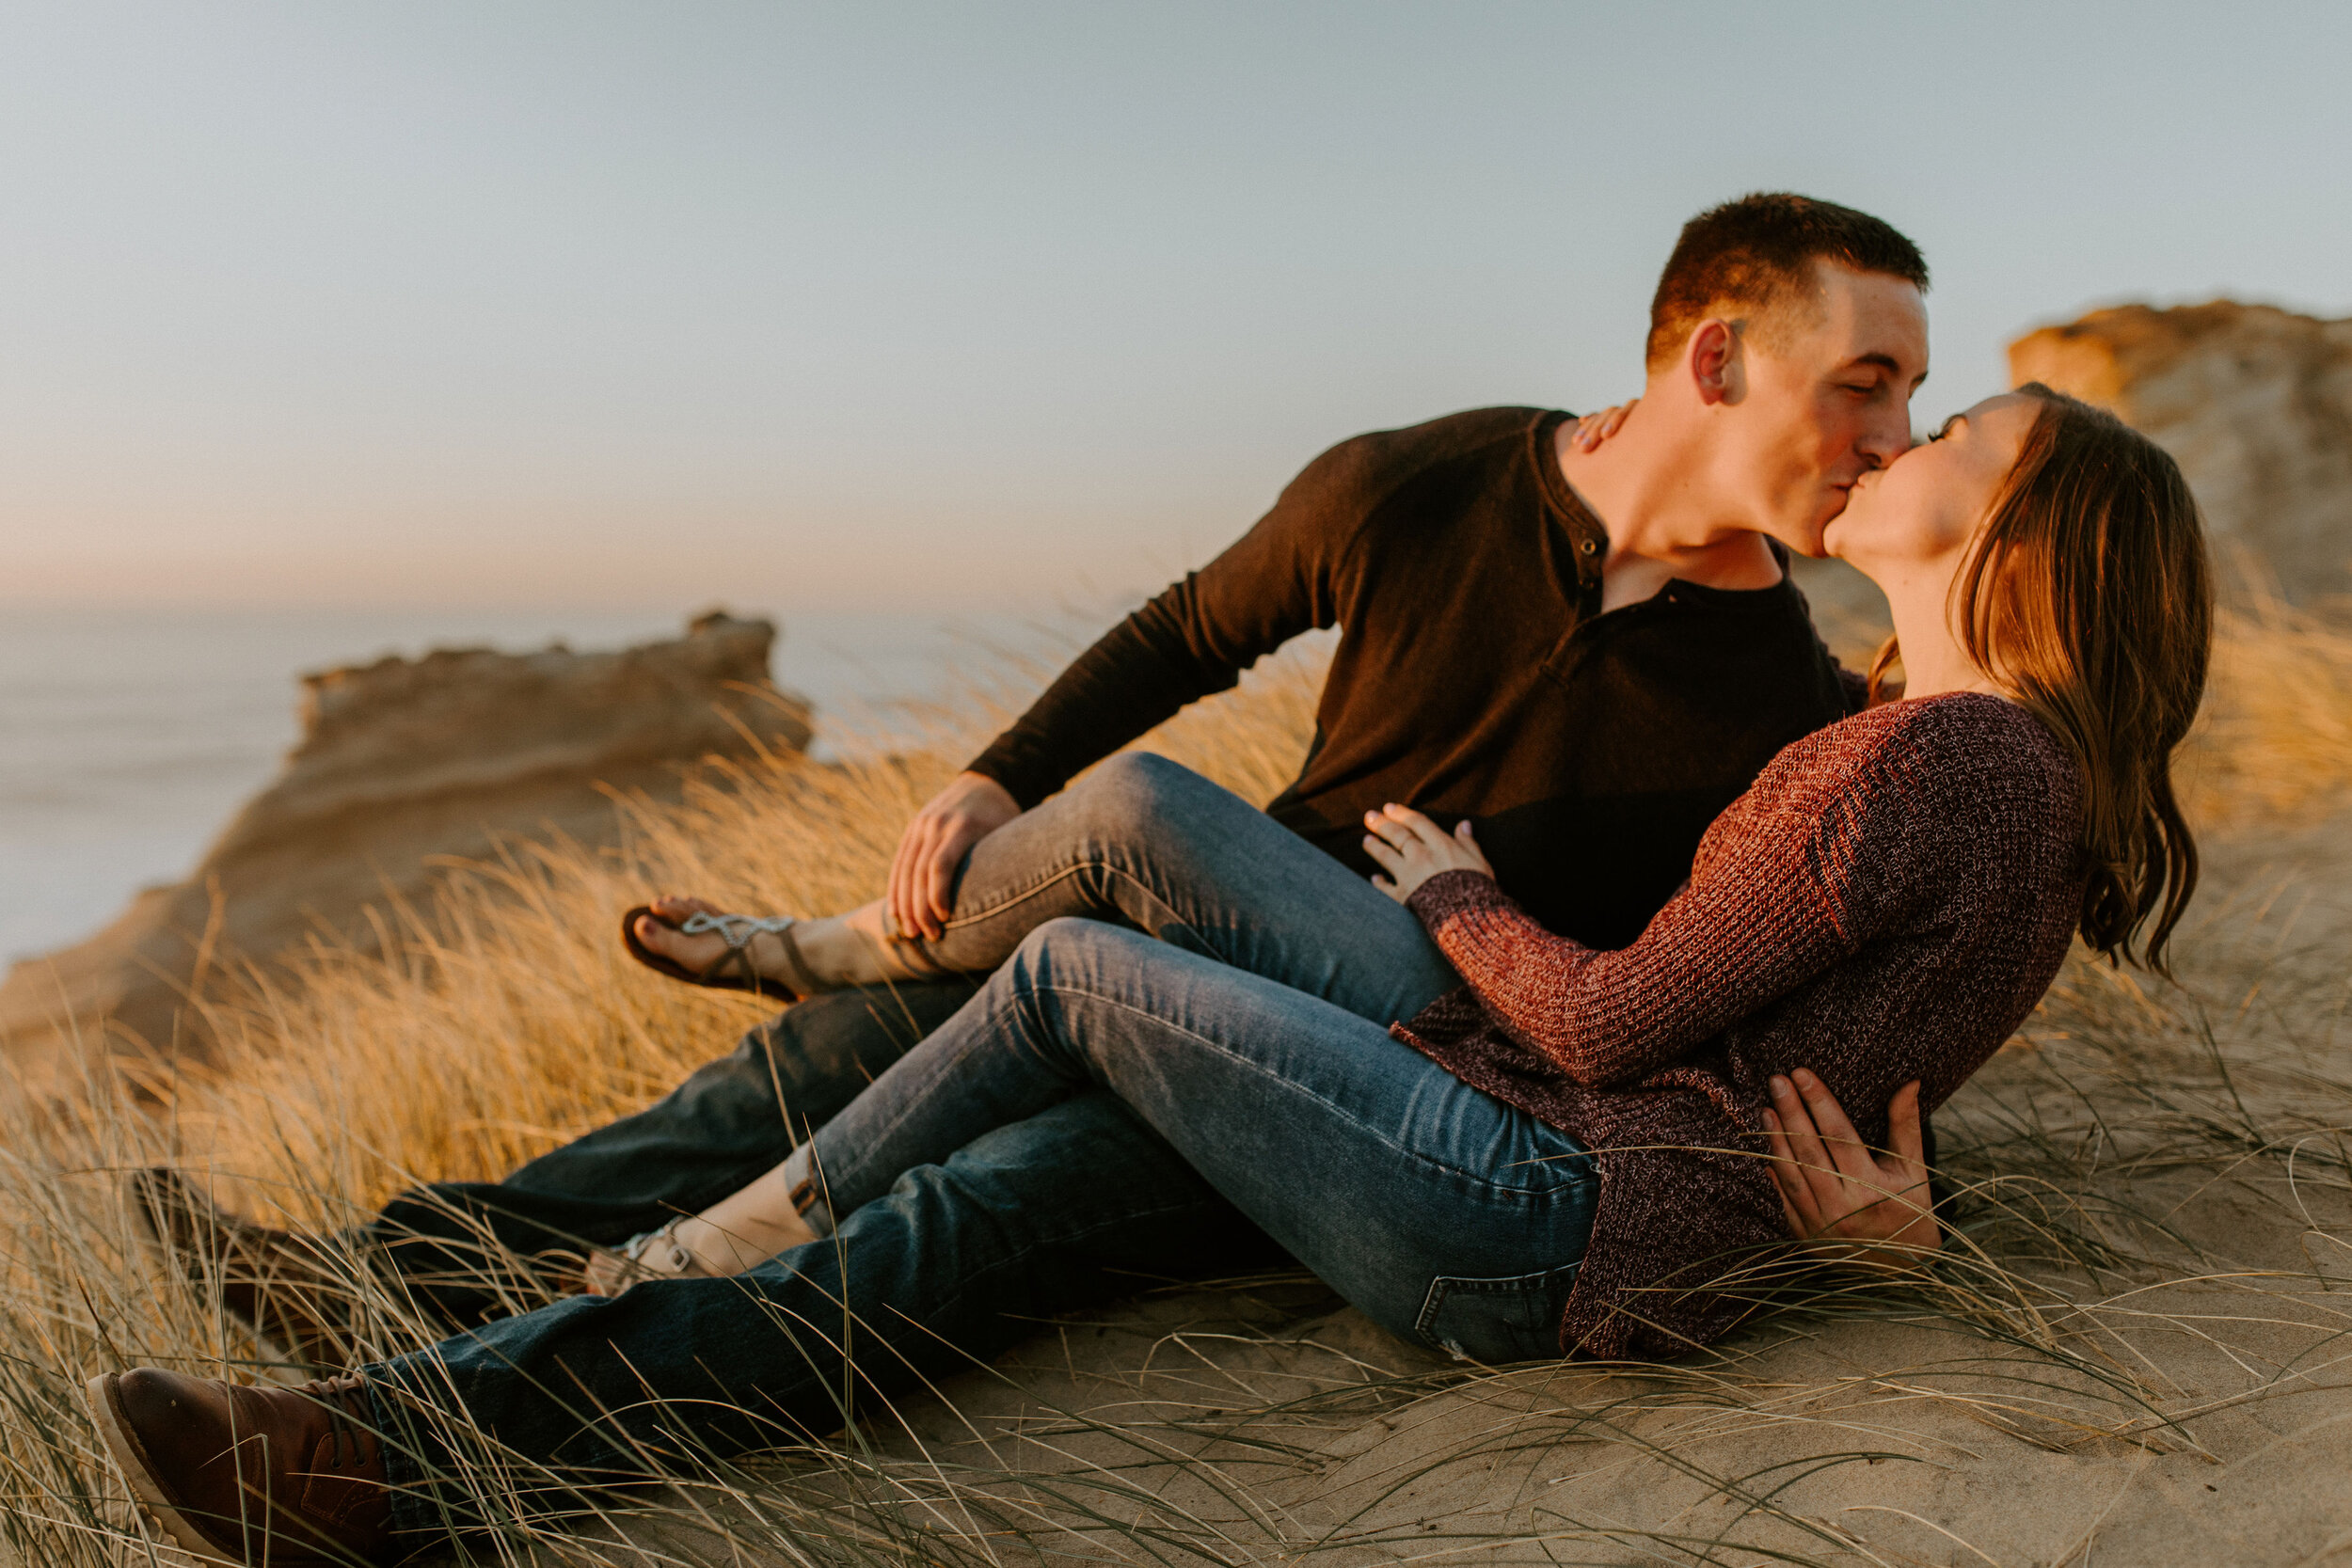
[590,384,2209,1357]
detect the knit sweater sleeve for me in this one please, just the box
[1404,718,1929,1087]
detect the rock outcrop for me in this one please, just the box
[2010,301,2352,598]
[0,611,810,1078]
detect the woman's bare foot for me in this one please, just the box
[630,895,924,993]
[583,1223,702,1295]
[583,1164,822,1294]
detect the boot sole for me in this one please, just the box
[84,1372,245,1567]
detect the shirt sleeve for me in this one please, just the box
[1402,736,1920,1087]
[962,438,1368,809]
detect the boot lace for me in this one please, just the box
[298,1374,379,1471]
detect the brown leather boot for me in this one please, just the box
[87,1366,395,1566]
[131,1167,360,1371]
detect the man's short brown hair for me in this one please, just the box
[1645,193,1929,372]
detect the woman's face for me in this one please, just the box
[1823,392,2043,576]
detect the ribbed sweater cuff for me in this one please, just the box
[1404,868,1511,930]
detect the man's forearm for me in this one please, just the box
[966,439,1343,805]
[966,594,1264,808]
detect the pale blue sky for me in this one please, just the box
[3,2,2346,616]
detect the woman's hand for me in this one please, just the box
[1566,399,1638,452]
[1763,1069,1940,1265]
[1362,804,1495,904]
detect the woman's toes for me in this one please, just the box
[638,915,723,974]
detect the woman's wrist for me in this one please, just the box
[1402,866,1504,923]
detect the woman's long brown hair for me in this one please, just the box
[1868,384,2214,974]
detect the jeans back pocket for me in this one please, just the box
[1415,1259,1582,1363]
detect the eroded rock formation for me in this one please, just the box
[0,610,810,1078]
[2010,301,2352,598]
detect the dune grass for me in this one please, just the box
[5,605,2352,1565]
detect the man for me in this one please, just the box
[99,193,1941,1567]
[881,192,1925,952]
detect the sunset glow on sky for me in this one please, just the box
[3,2,2346,617]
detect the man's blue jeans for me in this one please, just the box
[363,758,1597,1521]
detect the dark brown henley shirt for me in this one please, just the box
[966,406,1859,950]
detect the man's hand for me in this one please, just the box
[1763,1069,1940,1265]
[886,771,1021,941]
[1361,804,1495,904]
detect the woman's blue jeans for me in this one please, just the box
[366,756,1596,1522]
[793,914,1598,1354]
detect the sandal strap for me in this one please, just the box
[678,911,818,998]
[616,1217,698,1280]
[678,911,799,950]
[769,922,820,998]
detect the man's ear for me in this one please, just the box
[1687,318,1743,407]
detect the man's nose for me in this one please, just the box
[1858,408,1913,467]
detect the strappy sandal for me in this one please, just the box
[584,1217,710,1295]
[620,906,819,1001]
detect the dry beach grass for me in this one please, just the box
[7,605,2352,1565]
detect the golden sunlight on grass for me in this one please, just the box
[2183,594,2352,825]
[163,641,1326,1218]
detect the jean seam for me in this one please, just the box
[809,981,1048,1208]
[930,858,1193,951]
[1413,1277,1453,1345]
[1038,977,1582,1200]
[1436,1263,1583,1294]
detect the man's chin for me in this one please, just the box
[1793,492,1858,558]
[1781,518,1834,559]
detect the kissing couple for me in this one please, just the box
[98,192,2211,1568]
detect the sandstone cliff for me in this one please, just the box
[0,611,810,1078]
[2010,301,2352,598]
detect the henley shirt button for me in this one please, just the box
[1580,539,1598,555]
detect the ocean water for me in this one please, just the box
[0,606,1066,966]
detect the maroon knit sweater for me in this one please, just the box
[1396,693,2086,1360]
